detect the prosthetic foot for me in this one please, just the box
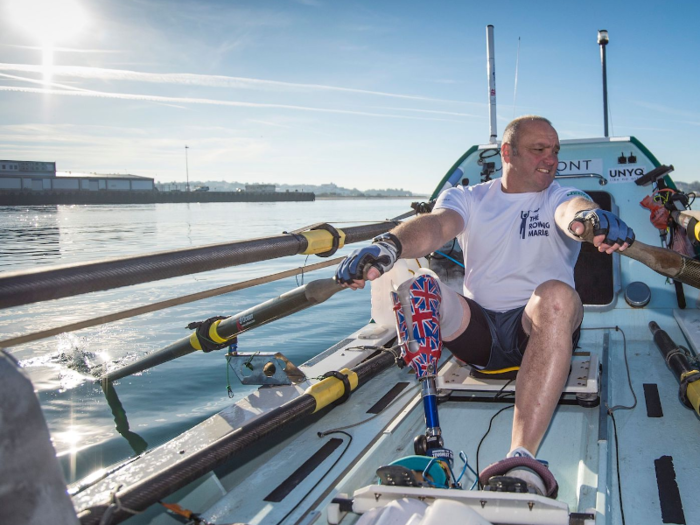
[391,272,454,472]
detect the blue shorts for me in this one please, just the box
[444,296,581,371]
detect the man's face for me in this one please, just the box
[503,121,560,193]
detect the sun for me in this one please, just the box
[7,0,88,82]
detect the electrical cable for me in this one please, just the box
[581,326,636,412]
[475,404,514,489]
[610,412,626,525]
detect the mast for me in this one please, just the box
[486,25,497,144]
[598,30,610,137]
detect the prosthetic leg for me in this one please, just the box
[391,271,454,470]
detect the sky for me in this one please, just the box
[0,0,698,194]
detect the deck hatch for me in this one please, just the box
[654,455,686,524]
[263,438,343,502]
[367,382,410,414]
[644,383,664,417]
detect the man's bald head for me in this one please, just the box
[502,115,554,154]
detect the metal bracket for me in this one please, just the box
[228,352,305,385]
[555,173,607,185]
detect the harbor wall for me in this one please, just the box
[0,191,315,206]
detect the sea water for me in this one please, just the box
[0,199,416,483]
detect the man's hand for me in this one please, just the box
[568,209,635,254]
[334,233,402,289]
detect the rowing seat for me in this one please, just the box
[437,352,599,405]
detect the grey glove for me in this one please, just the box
[569,209,635,246]
[335,233,402,284]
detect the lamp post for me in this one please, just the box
[598,29,609,138]
[185,145,190,192]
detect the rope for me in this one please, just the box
[99,485,143,525]
[0,257,343,348]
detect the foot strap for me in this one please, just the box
[479,457,558,498]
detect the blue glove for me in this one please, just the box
[569,209,635,246]
[335,233,402,285]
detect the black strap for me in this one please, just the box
[411,200,435,214]
[322,370,351,405]
[187,316,232,353]
[311,223,342,257]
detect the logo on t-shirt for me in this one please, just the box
[519,208,550,239]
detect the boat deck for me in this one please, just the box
[130,308,699,525]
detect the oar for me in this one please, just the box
[649,321,700,417]
[75,351,397,525]
[577,220,700,289]
[0,220,398,310]
[671,210,700,245]
[101,278,345,382]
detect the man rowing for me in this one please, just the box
[335,115,634,495]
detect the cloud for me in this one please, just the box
[631,100,692,118]
[0,123,272,172]
[373,106,483,118]
[0,84,471,123]
[2,44,124,54]
[0,63,463,103]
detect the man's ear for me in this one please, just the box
[501,143,512,163]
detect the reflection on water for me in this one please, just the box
[0,206,61,265]
[0,200,414,482]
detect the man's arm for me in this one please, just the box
[555,196,634,254]
[336,208,465,288]
[391,208,465,259]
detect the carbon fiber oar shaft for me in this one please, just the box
[578,220,700,289]
[0,221,396,310]
[102,278,345,382]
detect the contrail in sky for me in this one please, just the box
[0,63,467,104]
[0,85,469,123]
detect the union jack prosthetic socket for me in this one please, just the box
[391,273,443,379]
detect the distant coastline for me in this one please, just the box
[159,180,420,199]
[0,190,315,206]
[316,194,427,200]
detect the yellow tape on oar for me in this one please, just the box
[300,227,346,256]
[693,221,700,245]
[189,319,227,351]
[306,368,359,413]
[680,370,700,416]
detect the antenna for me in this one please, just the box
[512,37,520,119]
[598,30,610,137]
[184,145,190,192]
[486,25,497,144]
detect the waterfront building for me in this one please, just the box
[0,159,155,192]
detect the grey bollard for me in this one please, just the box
[0,350,79,524]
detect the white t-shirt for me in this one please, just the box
[434,179,585,312]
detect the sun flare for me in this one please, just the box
[8,0,88,83]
